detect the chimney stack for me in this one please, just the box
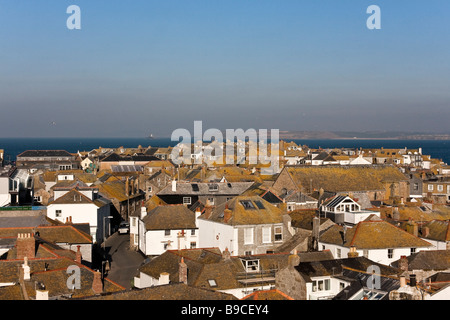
[92,271,103,294]
[222,247,231,261]
[179,258,188,285]
[204,202,213,219]
[422,226,430,238]
[399,255,409,272]
[22,256,31,281]
[409,274,417,287]
[16,233,35,260]
[159,272,170,285]
[399,275,407,288]
[223,205,232,223]
[347,246,359,258]
[75,245,82,264]
[288,249,300,267]
[141,206,147,219]
[172,179,177,192]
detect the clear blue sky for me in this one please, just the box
[0,0,449,137]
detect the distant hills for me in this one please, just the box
[279,131,450,140]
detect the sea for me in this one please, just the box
[0,137,449,165]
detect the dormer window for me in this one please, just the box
[241,259,260,273]
[208,184,219,192]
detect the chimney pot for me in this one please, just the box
[400,275,407,288]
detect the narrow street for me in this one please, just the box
[102,232,147,290]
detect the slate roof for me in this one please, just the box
[295,256,401,282]
[138,249,291,291]
[200,195,286,226]
[47,188,107,208]
[17,150,74,158]
[391,250,450,271]
[101,153,159,162]
[143,205,197,230]
[0,225,92,245]
[85,283,237,300]
[288,209,330,230]
[285,165,408,192]
[421,220,450,242]
[158,181,254,196]
[332,269,401,300]
[319,220,433,249]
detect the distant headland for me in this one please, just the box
[279,131,450,140]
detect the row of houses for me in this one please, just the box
[0,144,450,300]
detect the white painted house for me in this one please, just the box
[137,204,199,256]
[46,187,111,243]
[197,195,293,256]
[318,218,433,266]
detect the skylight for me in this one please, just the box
[240,200,255,209]
[254,200,265,209]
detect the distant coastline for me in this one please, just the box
[279,131,450,141]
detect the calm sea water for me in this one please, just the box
[0,137,449,165]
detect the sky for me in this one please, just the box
[0,0,449,138]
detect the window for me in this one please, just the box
[340,282,346,291]
[411,247,416,254]
[190,242,197,249]
[208,184,219,192]
[337,248,341,258]
[274,226,283,242]
[438,185,444,192]
[312,279,330,292]
[147,186,152,192]
[207,197,215,205]
[134,234,139,244]
[388,248,394,259]
[413,183,419,191]
[244,228,254,244]
[428,184,434,191]
[183,197,191,205]
[243,259,260,273]
[262,227,271,243]
[191,229,196,236]
[55,210,62,217]
[325,279,330,290]
[164,230,171,236]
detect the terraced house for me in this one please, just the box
[197,195,293,256]
[318,217,433,265]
